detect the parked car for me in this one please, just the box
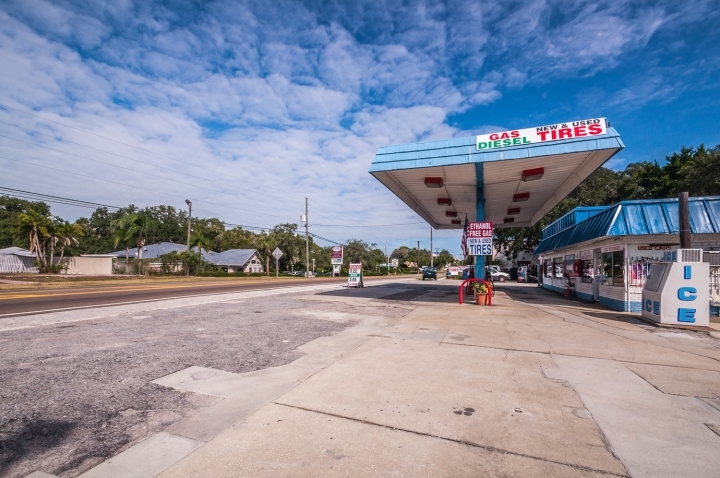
[487,266,510,282]
[422,268,437,280]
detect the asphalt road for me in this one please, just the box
[0,276,395,317]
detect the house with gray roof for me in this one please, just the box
[204,249,264,273]
[107,242,187,259]
[0,247,38,273]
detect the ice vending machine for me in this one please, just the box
[641,249,709,327]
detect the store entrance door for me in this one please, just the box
[593,249,601,301]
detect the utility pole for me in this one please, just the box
[430,226,433,268]
[305,197,310,278]
[679,192,691,248]
[185,199,192,252]
[417,240,421,274]
[385,246,388,276]
[185,199,192,277]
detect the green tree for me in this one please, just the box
[1,196,50,249]
[436,249,455,267]
[16,208,52,270]
[677,145,720,196]
[221,227,255,250]
[55,220,84,265]
[110,214,140,264]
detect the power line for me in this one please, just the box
[0,133,293,220]
[0,104,356,212]
[0,120,319,213]
[0,154,292,220]
[0,186,122,211]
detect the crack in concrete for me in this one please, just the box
[274,402,629,477]
[440,341,720,372]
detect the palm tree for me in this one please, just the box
[46,221,60,271]
[17,209,51,270]
[111,214,140,273]
[131,211,156,260]
[56,221,84,265]
[190,231,215,254]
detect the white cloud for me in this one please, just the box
[0,0,714,253]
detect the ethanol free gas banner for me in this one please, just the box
[476,118,607,151]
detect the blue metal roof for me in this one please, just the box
[534,196,720,255]
[204,249,258,266]
[541,206,610,240]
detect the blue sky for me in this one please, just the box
[1,0,719,256]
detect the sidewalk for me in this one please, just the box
[98,281,720,477]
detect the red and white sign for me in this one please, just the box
[466,221,493,238]
[465,222,494,256]
[347,263,362,287]
[477,118,607,151]
[331,246,343,265]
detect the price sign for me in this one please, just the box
[347,263,363,288]
[331,246,343,265]
[391,258,399,267]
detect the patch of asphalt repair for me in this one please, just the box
[0,288,413,478]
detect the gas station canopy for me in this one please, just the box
[369,118,624,229]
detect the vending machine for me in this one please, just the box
[641,249,709,327]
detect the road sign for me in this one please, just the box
[347,263,363,288]
[391,258,399,267]
[272,248,283,278]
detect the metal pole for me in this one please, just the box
[276,257,279,278]
[185,199,192,276]
[312,258,315,277]
[185,200,192,252]
[417,240,420,273]
[385,246,388,276]
[430,227,433,268]
[679,192,691,249]
[305,197,310,278]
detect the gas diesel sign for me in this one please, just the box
[476,118,607,151]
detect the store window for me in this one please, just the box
[581,258,594,283]
[553,257,563,278]
[564,254,575,276]
[544,259,552,278]
[601,250,625,286]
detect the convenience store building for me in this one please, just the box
[534,197,720,314]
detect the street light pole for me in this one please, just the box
[417,240,421,274]
[185,199,192,252]
[185,199,192,277]
[305,197,310,278]
[430,226,433,268]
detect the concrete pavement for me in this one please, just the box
[21,280,720,477]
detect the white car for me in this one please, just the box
[487,266,510,282]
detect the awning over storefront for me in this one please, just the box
[369,118,624,229]
[534,197,720,255]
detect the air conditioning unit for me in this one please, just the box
[677,249,702,263]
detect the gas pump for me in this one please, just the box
[641,249,709,327]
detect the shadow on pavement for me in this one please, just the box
[316,280,460,304]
